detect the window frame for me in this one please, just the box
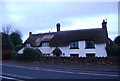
[43,53,50,56]
[86,53,95,58]
[85,40,95,49]
[70,41,79,49]
[42,42,49,47]
[70,54,79,57]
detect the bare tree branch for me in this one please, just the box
[2,24,12,35]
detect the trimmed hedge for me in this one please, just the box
[106,46,120,57]
[16,48,43,61]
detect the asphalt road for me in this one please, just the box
[1,64,120,80]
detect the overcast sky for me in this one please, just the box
[0,1,118,42]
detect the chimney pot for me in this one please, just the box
[29,32,32,36]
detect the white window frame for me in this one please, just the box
[42,42,49,47]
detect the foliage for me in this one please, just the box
[10,32,22,46]
[2,33,14,50]
[106,46,120,57]
[10,31,23,51]
[106,38,118,47]
[2,50,16,60]
[2,24,23,60]
[114,36,120,46]
[15,45,23,51]
[16,48,43,61]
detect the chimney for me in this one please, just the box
[102,19,108,38]
[102,19,107,30]
[56,23,60,32]
[29,32,32,36]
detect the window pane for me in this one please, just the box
[70,54,79,57]
[75,42,78,48]
[85,41,95,49]
[70,41,79,49]
[42,42,49,46]
[86,53,95,57]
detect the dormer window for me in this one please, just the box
[85,41,95,49]
[70,41,79,49]
[42,42,49,47]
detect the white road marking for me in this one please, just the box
[0,75,24,81]
[1,64,120,77]
[2,73,34,79]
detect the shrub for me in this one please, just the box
[16,48,43,61]
[106,46,120,57]
[2,50,16,60]
[52,47,62,56]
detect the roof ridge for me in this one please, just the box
[31,32,56,36]
[58,28,103,33]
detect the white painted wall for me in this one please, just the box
[18,41,107,57]
[18,48,24,54]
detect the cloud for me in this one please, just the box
[10,14,23,21]
[1,2,118,42]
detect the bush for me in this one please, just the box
[2,50,16,60]
[106,46,120,57]
[52,47,62,56]
[16,48,43,61]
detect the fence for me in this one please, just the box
[38,57,120,66]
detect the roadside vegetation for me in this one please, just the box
[106,36,120,57]
[2,24,23,59]
[16,48,43,61]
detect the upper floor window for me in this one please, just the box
[85,41,95,49]
[42,42,49,47]
[70,41,79,49]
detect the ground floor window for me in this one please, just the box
[43,53,50,56]
[86,53,95,57]
[70,54,79,57]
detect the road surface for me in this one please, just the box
[1,64,120,80]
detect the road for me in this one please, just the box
[1,64,120,80]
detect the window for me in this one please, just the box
[70,54,79,57]
[86,53,95,57]
[70,41,79,49]
[85,41,95,49]
[43,53,50,56]
[42,42,49,47]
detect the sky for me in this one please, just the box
[0,0,119,42]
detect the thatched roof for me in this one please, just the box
[24,28,107,47]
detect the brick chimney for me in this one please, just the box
[29,32,32,36]
[102,19,108,38]
[102,19,107,30]
[56,23,60,32]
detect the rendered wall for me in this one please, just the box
[18,41,107,57]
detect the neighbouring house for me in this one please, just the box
[18,20,108,57]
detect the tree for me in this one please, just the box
[2,33,14,50]
[10,32,22,46]
[2,33,15,59]
[2,24,12,35]
[10,31,22,51]
[114,36,120,46]
[106,36,120,57]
